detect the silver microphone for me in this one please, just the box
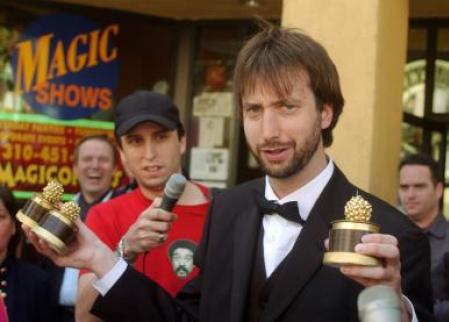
[160,173,187,211]
[358,285,401,322]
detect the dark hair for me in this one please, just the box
[399,153,442,185]
[73,135,116,165]
[0,185,21,256]
[168,239,196,258]
[234,21,344,147]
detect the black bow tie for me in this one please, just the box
[255,195,306,225]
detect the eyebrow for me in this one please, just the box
[154,128,171,135]
[243,96,301,108]
[123,133,141,139]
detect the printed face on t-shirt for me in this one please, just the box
[171,247,194,279]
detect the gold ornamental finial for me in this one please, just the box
[42,180,64,204]
[344,194,372,222]
[60,201,80,222]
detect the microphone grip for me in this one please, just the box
[160,196,178,212]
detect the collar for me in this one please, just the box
[265,159,335,221]
[135,186,153,204]
[74,189,114,206]
[425,214,449,239]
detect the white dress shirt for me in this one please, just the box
[263,160,334,276]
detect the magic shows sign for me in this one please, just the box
[11,14,119,120]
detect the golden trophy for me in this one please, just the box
[16,180,63,228]
[32,201,80,254]
[323,194,381,267]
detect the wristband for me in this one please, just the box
[115,238,137,263]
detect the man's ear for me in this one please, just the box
[436,181,444,200]
[73,161,79,177]
[119,150,127,165]
[180,135,187,155]
[321,104,333,130]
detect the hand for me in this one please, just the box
[325,233,411,322]
[338,234,401,292]
[122,198,178,256]
[22,220,118,278]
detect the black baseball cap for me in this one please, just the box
[114,90,182,137]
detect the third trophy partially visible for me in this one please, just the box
[16,180,63,228]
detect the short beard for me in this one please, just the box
[251,117,321,179]
[175,266,190,278]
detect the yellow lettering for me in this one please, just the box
[67,34,88,72]
[58,166,72,186]
[15,33,53,93]
[50,83,65,106]
[26,165,38,184]
[39,165,46,185]
[87,29,100,68]
[80,86,100,108]
[14,166,26,183]
[0,164,15,187]
[48,41,67,79]
[99,24,119,63]
[46,166,58,181]
[112,170,123,188]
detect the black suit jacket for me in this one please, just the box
[2,256,58,322]
[93,166,435,322]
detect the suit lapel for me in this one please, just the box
[261,167,356,322]
[230,179,265,322]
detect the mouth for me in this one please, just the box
[259,145,291,162]
[86,174,102,180]
[404,202,419,210]
[142,165,163,174]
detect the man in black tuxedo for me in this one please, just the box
[25,23,435,322]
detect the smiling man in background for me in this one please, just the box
[73,135,118,220]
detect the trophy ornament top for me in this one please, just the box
[42,180,64,204]
[60,201,80,222]
[344,194,372,222]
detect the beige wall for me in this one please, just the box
[282,0,408,205]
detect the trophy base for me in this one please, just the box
[323,251,381,267]
[32,226,67,254]
[16,210,39,228]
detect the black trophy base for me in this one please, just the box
[32,210,76,254]
[16,196,53,228]
[323,220,380,267]
[16,210,40,229]
[33,226,67,254]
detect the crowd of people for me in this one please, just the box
[0,21,447,322]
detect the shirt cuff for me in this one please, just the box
[403,294,418,322]
[91,258,128,296]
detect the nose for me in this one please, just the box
[261,109,280,141]
[90,158,101,169]
[404,187,416,200]
[143,143,156,160]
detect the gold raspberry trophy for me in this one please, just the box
[16,180,63,228]
[323,194,381,266]
[32,201,80,254]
